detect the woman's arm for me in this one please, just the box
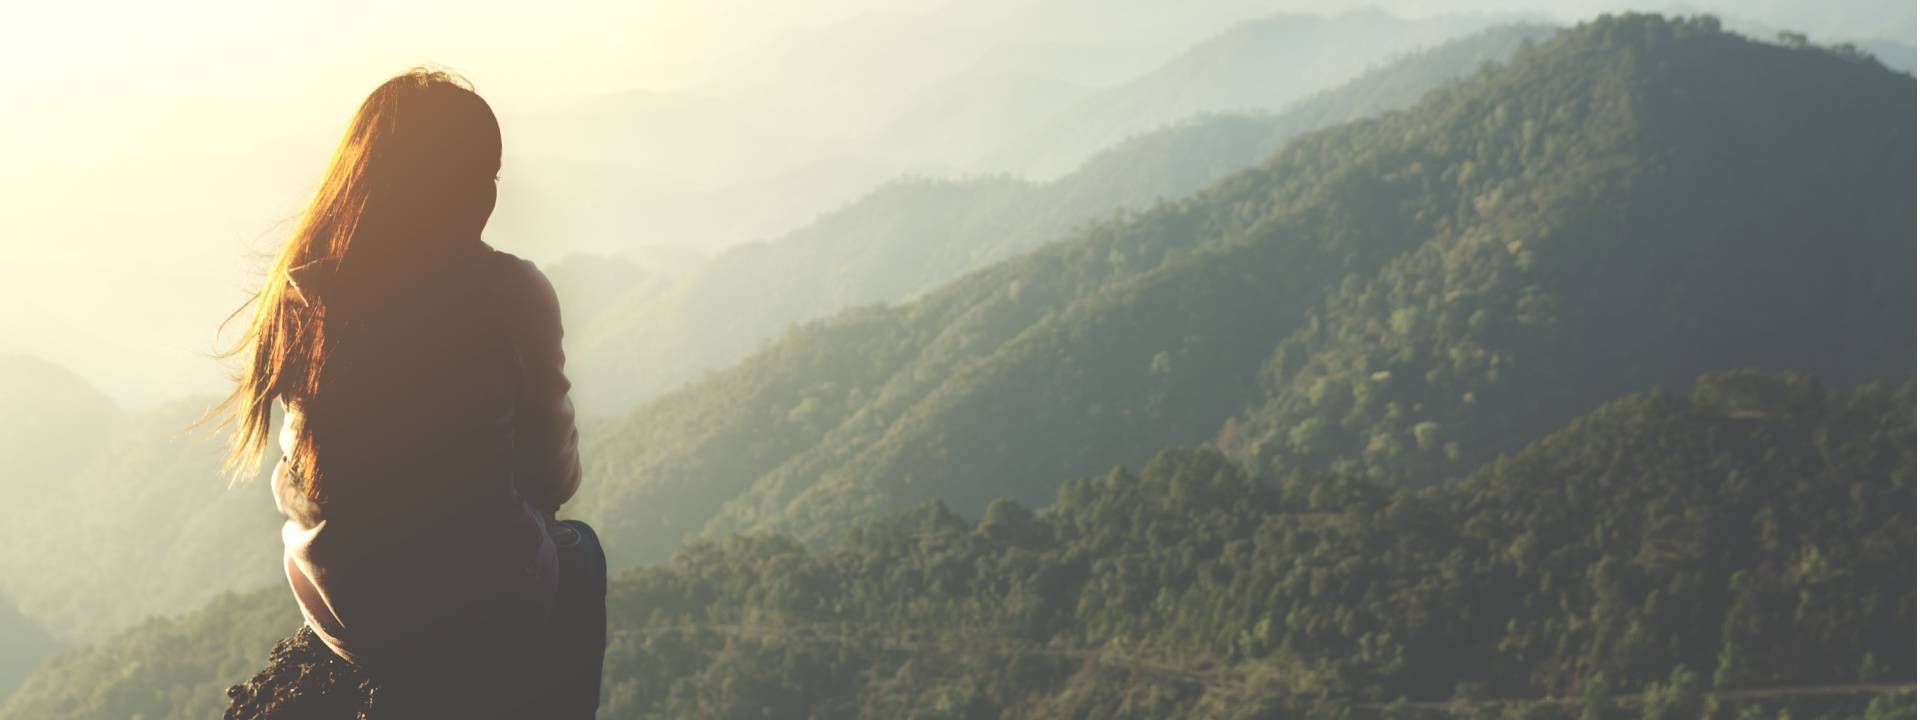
[504,256,583,513]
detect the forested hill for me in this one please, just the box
[1223,11,1917,484]
[0,597,57,704]
[519,373,1920,718]
[0,397,282,641]
[6,372,1910,718]
[564,23,1555,415]
[568,14,1915,564]
[0,358,281,646]
[0,355,120,514]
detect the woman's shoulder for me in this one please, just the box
[477,244,560,306]
[475,244,564,339]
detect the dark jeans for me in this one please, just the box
[382,519,607,718]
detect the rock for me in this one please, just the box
[223,626,583,719]
[224,627,378,719]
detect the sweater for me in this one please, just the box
[270,244,582,677]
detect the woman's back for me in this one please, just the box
[273,245,568,677]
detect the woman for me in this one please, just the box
[211,69,604,715]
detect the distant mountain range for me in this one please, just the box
[0,11,1912,718]
[0,10,1530,667]
[0,596,56,707]
[0,356,281,646]
[563,23,1559,414]
[983,9,1524,178]
[564,14,1913,567]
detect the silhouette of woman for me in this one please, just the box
[211,69,605,716]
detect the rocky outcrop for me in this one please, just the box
[224,627,377,720]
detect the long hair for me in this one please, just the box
[208,69,501,494]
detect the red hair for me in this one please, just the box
[207,69,501,496]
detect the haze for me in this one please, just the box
[0,0,1910,405]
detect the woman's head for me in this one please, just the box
[313,69,502,270]
[211,68,502,486]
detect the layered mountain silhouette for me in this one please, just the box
[0,355,119,514]
[0,597,57,704]
[567,14,1913,564]
[566,23,1557,414]
[983,9,1521,177]
[2,13,1913,720]
[0,357,281,644]
[0,11,1538,661]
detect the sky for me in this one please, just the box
[0,1,936,178]
[0,0,948,404]
[0,0,1911,406]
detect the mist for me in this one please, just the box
[1,0,1914,713]
[0,0,1908,406]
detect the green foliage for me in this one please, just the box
[5,14,1913,720]
[7,373,1912,719]
[581,374,1908,718]
[0,592,298,720]
[570,13,1915,569]
[1639,666,1700,720]
[1231,13,1916,487]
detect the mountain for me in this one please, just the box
[690,0,1297,140]
[0,393,282,642]
[541,247,702,347]
[1225,13,1916,485]
[856,69,1095,170]
[564,14,1914,565]
[0,355,121,513]
[505,374,1920,717]
[0,592,297,720]
[985,9,1521,178]
[492,95,930,257]
[489,1,1329,258]
[5,12,1913,719]
[565,23,1559,414]
[1705,12,1916,72]
[0,596,58,704]
[9,372,1912,718]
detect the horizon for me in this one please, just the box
[0,0,1911,404]
[0,5,1913,717]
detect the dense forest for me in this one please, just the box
[565,14,1914,567]
[1,592,297,720]
[0,12,1911,720]
[562,23,1555,414]
[5,372,1910,718]
[1225,13,1916,485]
[564,373,1920,718]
